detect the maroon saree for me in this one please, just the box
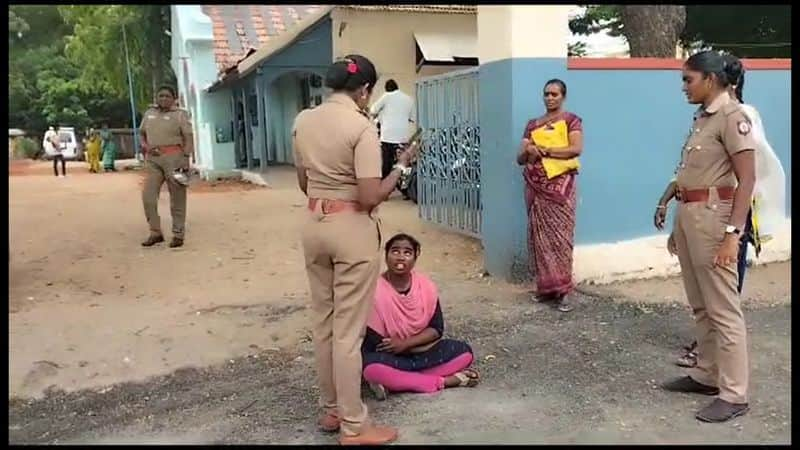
[521,113,582,297]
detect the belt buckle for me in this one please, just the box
[321,199,331,214]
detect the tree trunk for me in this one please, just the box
[621,5,687,57]
[148,5,166,104]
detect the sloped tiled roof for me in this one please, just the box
[339,5,476,14]
[203,5,477,74]
[202,5,323,72]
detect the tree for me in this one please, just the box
[620,6,685,57]
[58,5,175,110]
[8,10,29,39]
[681,5,791,58]
[570,5,685,57]
[567,42,588,57]
[570,5,791,58]
[9,5,71,49]
[8,5,161,134]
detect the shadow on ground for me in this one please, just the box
[9,294,790,444]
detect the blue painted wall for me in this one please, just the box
[480,58,568,280]
[259,18,332,82]
[479,57,792,280]
[568,68,791,244]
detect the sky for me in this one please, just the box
[568,6,629,57]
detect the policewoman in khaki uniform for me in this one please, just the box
[139,86,193,248]
[662,51,757,423]
[293,55,415,445]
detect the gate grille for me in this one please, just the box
[415,68,481,237]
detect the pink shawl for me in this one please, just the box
[366,272,439,340]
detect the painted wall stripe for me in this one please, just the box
[567,58,791,71]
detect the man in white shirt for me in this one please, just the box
[42,126,65,177]
[370,79,415,179]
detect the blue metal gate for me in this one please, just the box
[415,68,481,237]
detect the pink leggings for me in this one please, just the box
[363,352,474,394]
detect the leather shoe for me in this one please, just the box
[338,424,398,445]
[141,234,165,247]
[662,376,720,396]
[696,398,749,422]
[169,237,184,248]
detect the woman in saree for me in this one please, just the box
[100,123,117,172]
[85,129,102,173]
[516,79,584,313]
[362,233,480,400]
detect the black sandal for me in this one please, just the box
[534,293,557,303]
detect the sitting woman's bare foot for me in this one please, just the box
[444,368,480,388]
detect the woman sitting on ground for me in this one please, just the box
[362,233,480,399]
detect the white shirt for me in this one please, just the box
[43,130,59,155]
[370,90,414,144]
[740,104,786,239]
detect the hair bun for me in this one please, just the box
[324,54,377,93]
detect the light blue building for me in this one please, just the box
[171,4,477,181]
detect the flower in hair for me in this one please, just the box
[347,62,358,74]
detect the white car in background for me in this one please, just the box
[44,127,83,161]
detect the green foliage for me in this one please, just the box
[568,42,588,57]
[8,5,176,135]
[15,137,42,160]
[569,5,791,58]
[681,5,791,58]
[59,5,175,110]
[569,6,623,38]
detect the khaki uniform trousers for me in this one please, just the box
[673,189,749,404]
[142,152,188,239]
[301,205,381,436]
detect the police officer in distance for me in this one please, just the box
[661,51,757,423]
[139,85,193,248]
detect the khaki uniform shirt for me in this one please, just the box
[293,93,382,201]
[140,106,193,148]
[676,92,758,190]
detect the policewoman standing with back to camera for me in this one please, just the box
[292,54,416,445]
[661,50,757,423]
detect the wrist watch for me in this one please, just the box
[724,225,741,236]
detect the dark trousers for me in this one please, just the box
[53,154,66,176]
[380,142,403,179]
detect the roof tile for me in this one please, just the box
[201,4,476,74]
[202,4,324,72]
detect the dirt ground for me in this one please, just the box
[8,160,791,444]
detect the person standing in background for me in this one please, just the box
[516,79,584,313]
[139,86,194,249]
[85,129,102,173]
[370,79,415,180]
[100,124,118,172]
[43,126,65,177]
